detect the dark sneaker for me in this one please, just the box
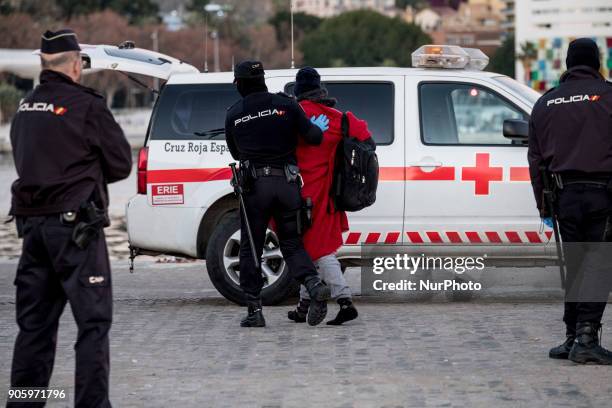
[304,277,330,326]
[327,298,358,326]
[288,299,310,323]
[569,322,612,365]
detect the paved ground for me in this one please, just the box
[1,260,611,408]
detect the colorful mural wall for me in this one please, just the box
[522,37,612,91]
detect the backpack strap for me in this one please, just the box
[341,112,349,139]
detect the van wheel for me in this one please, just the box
[205,210,297,306]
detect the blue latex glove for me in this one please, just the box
[542,217,554,229]
[310,114,330,132]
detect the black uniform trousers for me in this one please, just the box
[557,184,612,327]
[8,216,112,408]
[239,175,317,297]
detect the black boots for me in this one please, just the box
[549,326,575,359]
[288,298,310,323]
[303,276,331,326]
[326,298,358,326]
[240,295,266,327]
[568,322,612,365]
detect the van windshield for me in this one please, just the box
[149,83,240,140]
[493,76,541,108]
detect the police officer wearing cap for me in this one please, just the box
[225,61,332,327]
[529,38,612,364]
[7,29,131,406]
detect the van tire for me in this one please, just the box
[205,210,297,306]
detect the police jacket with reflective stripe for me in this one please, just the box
[528,66,612,211]
[225,91,323,167]
[9,70,132,215]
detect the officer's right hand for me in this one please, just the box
[310,114,330,132]
[542,217,554,229]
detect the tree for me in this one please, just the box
[301,10,430,67]
[269,11,322,48]
[187,0,210,13]
[0,0,13,15]
[489,35,515,77]
[55,0,102,19]
[395,0,425,9]
[0,13,41,49]
[108,0,159,24]
[54,0,159,22]
[69,11,136,107]
[0,82,23,124]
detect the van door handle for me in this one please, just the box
[408,160,443,168]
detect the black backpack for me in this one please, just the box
[331,113,379,212]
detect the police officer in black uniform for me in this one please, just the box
[529,38,612,365]
[225,61,331,327]
[7,29,132,406]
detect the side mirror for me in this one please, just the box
[503,119,529,144]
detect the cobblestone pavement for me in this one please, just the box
[1,261,611,408]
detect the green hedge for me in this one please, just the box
[0,82,23,124]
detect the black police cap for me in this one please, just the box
[234,60,265,82]
[41,29,81,54]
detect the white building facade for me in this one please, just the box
[515,0,612,90]
[293,0,396,18]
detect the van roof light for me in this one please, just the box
[463,48,489,71]
[411,45,488,71]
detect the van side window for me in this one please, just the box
[149,84,240,140]
[286,82,394,145]
[419,82,527,145]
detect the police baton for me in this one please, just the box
[229,163,260,269]
[540,166,566,289]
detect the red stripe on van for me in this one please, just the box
[426,231,443,243]
[525,231,542,243]
[505,231,522,243]
[345,232,361,245]
[365,232,381,244]
[446,232,462,243]
[378,167,405,181]
[510,167,530,181]
[406,232,423,243]
[466,231,482,243]
[485,231,502,243]
[384,232,400,244]
[147,168,232,183]
[147,167,457,183]
[405,166,455,181]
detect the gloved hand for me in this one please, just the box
[542,217,554,229]
[310,114,330,132]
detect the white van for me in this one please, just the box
[79,43,553,304]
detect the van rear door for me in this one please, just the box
[79,44,199,80]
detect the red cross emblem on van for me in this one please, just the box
[461,153,503,195]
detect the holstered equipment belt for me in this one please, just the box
[255,166,285,177]
[555,173,612,190]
